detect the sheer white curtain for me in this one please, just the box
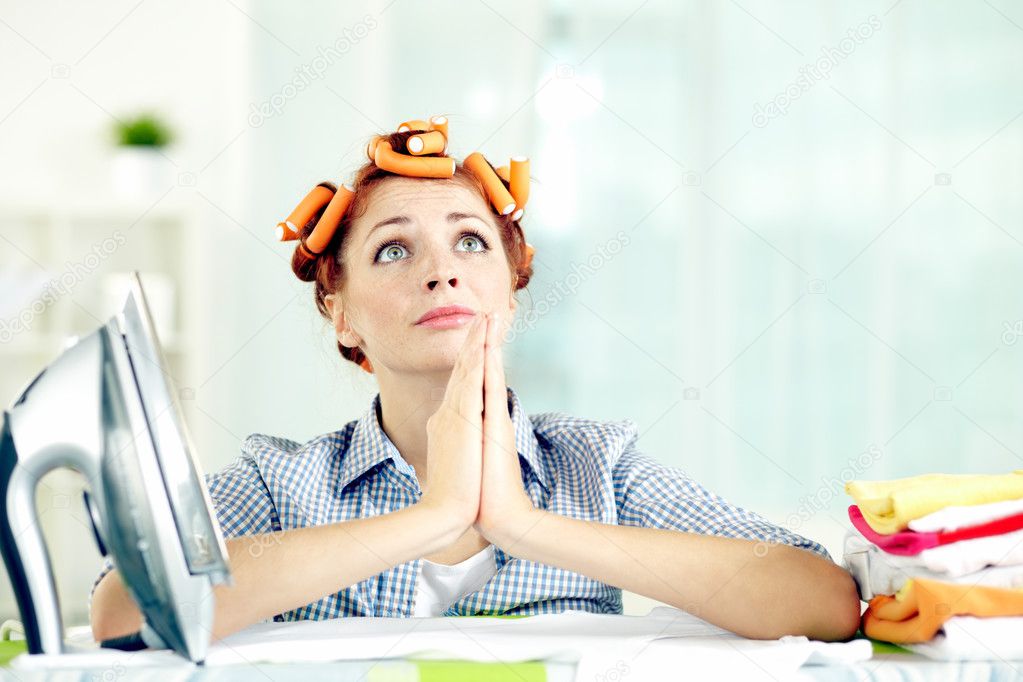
[491,1,1023,555]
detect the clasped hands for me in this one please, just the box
[420,312,539,549]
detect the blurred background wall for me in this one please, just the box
[1,0,1021,626]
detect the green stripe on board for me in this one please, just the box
[416,659,547,682]
[0,640,27,667]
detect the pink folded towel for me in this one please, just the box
[848,505,1023,556]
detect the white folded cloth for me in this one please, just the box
[909,498,1023,533]
[908,616,1023,660]
[843,532,1023,600]
[9,606,873,680]
[209,606,872,669]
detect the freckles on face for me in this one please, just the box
[340,177,515,368]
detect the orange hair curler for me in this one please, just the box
[306,184,355,254]
[366,135,383,162]
[428,115,449,145]
[375,140,455,178]
[464,152,516,215]
[509,156,529,221]
[276,183,334,242]
[492,159,528,221]
[509,157,529,207]
[397,119,430,133]
[277,225,300,242]
[406,130,446,156]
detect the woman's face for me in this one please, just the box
[325,176,517,373]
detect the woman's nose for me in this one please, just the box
[422,249,460,291]
[426,273,458,291]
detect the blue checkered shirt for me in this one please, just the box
[90,386,830,619]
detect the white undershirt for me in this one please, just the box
[413,544,497,617]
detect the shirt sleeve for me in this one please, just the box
[612,444,832,561]
[88,453,283,623]
[203,453,282,538]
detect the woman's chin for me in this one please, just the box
[418,345,468,372]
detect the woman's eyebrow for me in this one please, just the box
[365,212,490,244]
[446,211,488,224]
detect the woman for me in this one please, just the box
[90,116,861,643]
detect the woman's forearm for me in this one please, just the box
[491,510,861,641]
[91,501,463,642]
[208,501,464,638]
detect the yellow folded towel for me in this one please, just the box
[846,471,1023,534]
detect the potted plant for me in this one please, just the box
[110,113,175,198]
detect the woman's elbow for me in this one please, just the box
[89,570,143,643]
[808,567,862,642]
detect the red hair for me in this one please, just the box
[288,130,533,373]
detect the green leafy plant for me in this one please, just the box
[114,113,174,147]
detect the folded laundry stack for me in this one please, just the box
[843,471,1023,659]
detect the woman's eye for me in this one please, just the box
[457,234,486,252]
[375,243,407,263]
[373,230,489,264]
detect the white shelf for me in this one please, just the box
[0,195,192,220]
[0,196,205,626]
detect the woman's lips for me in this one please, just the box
[416,312,475,329]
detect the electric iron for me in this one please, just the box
[0,271,231,662]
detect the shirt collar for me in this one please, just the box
[340,385,549,493]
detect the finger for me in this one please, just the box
[463,312,487,376]
[483,313,506,424]
[490,313,506,379]
[481,312,494,427]
[450,314,484,384]
[460,313,485,356]
[442,317,482,416]
[464,313,487,409]
[484,312,499,379]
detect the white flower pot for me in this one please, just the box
[111,147,172,199]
